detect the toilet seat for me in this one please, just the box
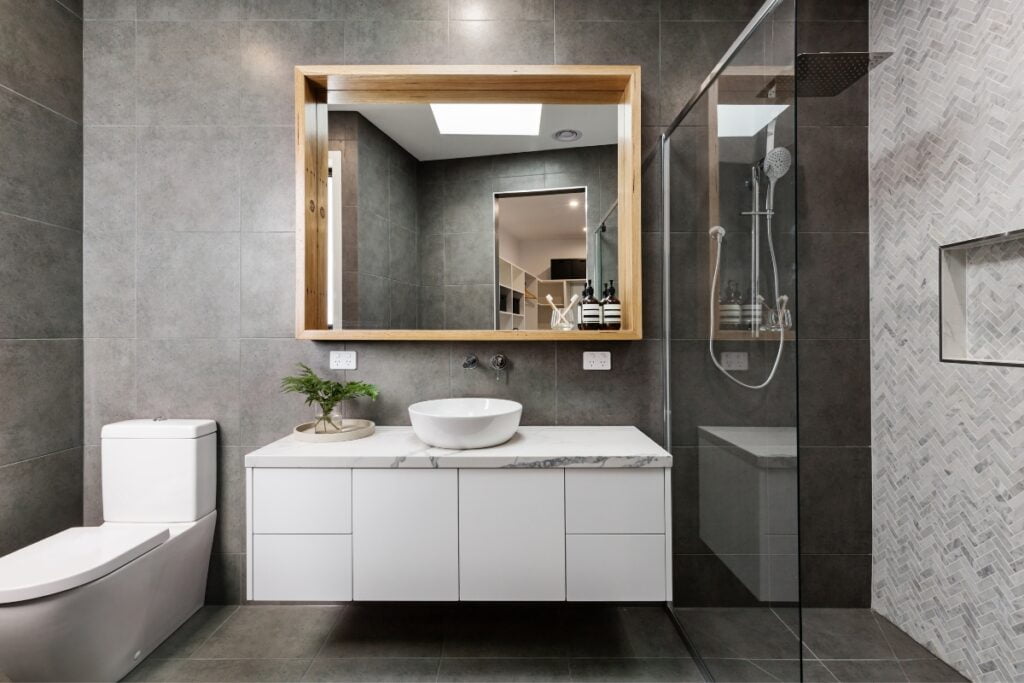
[0,525,169,604]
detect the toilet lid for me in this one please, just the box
[0,525,169,604]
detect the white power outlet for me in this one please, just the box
[720,351,748,371]
[582,351,612,371]
[329,350,357,370]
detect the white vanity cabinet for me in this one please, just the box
[245,426,673,603]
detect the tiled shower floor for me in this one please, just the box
[125,604,966,682]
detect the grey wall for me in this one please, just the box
[419,145,617,330]
[870,0,1024,679]
[80,0,872,606]
[330,112,420,330]
[795,2,873,608]
[0,0,84,556]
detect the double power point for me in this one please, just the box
[582,351,611,371]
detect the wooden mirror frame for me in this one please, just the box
[295,65,642,341]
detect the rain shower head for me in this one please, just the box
[763,147,792,182]
[758,51,892,99]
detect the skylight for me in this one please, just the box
[716,104,790,138]
[430,103,542,136]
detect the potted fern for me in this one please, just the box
[281,364,379,441]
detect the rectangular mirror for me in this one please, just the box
[295,66,641,340]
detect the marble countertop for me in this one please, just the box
[245,426,672,469]
[697,426,797,469]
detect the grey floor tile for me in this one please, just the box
[443,604,568,658]
[437,657,570,682]
[619,606,691,658]
[569,658,702,682]
[318,604,444,658]
[193,605,342,660]
[872,614,935,660]
[899,659,968,683]
[822,660,907,683]
[149,605,239,658]
[673,608,800,659]
[565,605,636,658]
[126,658,311,682]
[303,657,440,682]
[705,658,783,682]
[802,610,894,660]
[749,659,837,682]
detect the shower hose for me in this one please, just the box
[708,224,789,390]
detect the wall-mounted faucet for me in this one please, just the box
[490,354,509,382]
[462,354,478,369]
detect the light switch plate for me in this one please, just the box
[329,350,357,370]
[720,351,748,371]
[582,351,611,371]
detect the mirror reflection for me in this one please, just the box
[324,103,618,330]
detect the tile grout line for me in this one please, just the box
[187,605,240,659]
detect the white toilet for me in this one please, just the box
[0,419,218,682]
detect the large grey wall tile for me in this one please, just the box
[138,127,240,233]
[444,179,494,234]
[450,342,556,424]
[241,0,323,20]
[344,21,448,64]
[451,0,551,20]
[83,445,103,525]
[0,340,83,467]
[83,20,134,125]
[556,341,663,442]
[554,20,659,126]
[137,232,241,338]
[83,338,136,446]
[797,126,867,232]
[241,233,295,339]
[801,554,870,608]
[0,87,83,230]
[84,0,136,19]
[84,126,135,234]
[214,446,245,554]
[0,0,82,121]
[659,21,747,126]
[136,338,241,445]
[449,21,554,65]
[345,342,451,424]
[240,127,294,232]
[800,447,871,554]
[136,0,239,20]
[0,448,82,556]
[135,21,240,125]
[0,216,82,338]
[798,339,869,447]
[444,285,494,330]
[555,0,659,21]
[239,22,344,126]
[239,339,336,448]
[797,232,869,339]
[340,0,448,20]
[661,0,764,21]
[83,231,135,338]
[389,225,419,285]
[444,233,494,286]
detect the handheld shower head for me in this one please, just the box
[763,147,792,182]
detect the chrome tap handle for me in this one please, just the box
[462,354,478,369]
[490,354,509,381]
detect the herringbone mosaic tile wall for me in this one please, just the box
[869,0,1024,680]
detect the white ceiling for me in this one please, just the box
[497,189,588,241]
[328,103,618,161]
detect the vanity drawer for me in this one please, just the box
[252,534,352,601]
[565,469,665,534]
[566,534,666,601]
[252,468,351,534]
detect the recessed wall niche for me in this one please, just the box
[940,230,1024,367]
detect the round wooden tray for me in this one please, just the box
[292,419,375,442]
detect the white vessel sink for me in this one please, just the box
[408,398,522,449]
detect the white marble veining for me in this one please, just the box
[697,426,796,469]
[244,426,672,469]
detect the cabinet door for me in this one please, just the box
[566,534,665,601]
[252,534,352,601]
[459,469,565,601]
[352,469,458,601]
[252,468,351,534]
[565,469,664,534]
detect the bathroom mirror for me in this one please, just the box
[295,66,641,340]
